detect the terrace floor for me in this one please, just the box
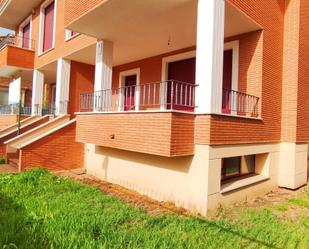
[0,164,18,174]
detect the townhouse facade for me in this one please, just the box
[0,0,308,215]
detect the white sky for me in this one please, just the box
[0,27,15,36]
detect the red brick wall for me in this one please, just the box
[69,61,95,115]
[64,0,105,26]
[209,0,284,145]
[0,46,34,69]
[20,122,84,171]
[0,116,49,157]
[76,112,195,157]
[0,115,17,130]
[296,1,309,142]
[0,115,30,130]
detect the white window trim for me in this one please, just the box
[18,15,32,49]
[65,29,79,42]
[161,50,196,110]
[160,43,239,113]
[224,40,239,93]
[38,0,57,56]
[161,50,196,82]
[224,40,240,115]
[118,68,140,111]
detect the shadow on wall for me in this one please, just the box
[96,145,194,177]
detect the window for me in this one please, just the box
[22,23,31,49]
[221,155,256,182]
[65,29,79,41]
[39,0,55,54]
[18,15,32,49]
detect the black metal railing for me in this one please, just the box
[38,101,69,116]
[79,80,197,113]
[0,34,35,50]
[0,104,32,115]
[222,88,260,117]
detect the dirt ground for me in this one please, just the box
[55,169,308,218]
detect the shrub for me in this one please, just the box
[0,157,5,164]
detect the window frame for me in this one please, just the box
[221,155,256,183]
[65,29,79,41]
[38,0,57,56]
[18,15,32,49]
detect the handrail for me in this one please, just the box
[79,80,197,113]
[0,35,35,50]
[222,88,260,117]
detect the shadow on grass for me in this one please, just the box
[0,193,49,249]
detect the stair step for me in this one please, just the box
[8,158,19,168]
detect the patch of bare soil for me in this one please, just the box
[55,169,309,220]
[54,169,189,216]
[211,186,309,221]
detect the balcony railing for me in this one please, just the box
[0,104,32,115]
[36,101,69,116]
[0,34,35,50]
[79,81,260,117]
[222,88,260,117]
[80,80,197,113]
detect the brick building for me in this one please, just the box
[0,0,308,215]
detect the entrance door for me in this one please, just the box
[222,49,233,114]
[22,23,31,49]
[167,57,196,111]
[124,75,136,111]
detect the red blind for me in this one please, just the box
[43,1,55,52]
[22,23,31,49]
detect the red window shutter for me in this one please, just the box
[43,1,55,52]
[22,23,31,49]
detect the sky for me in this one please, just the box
[0,27,15,36]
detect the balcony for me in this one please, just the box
[76,80,195,157]
[0,35,35,77]
[76,80,259,156]
[0,104,32,115]
[78,81,259,118]
[80,80,197,113]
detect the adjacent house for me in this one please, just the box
[0,0,308,215]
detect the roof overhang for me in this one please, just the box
[0,0,42,29]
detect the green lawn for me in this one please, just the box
[1,169,309,249]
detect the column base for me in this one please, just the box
[279,142,308,189]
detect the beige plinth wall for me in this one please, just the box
[279,143,308,189]
[85,144,210,215]
[207,143,281,210]
[84,142,304,215]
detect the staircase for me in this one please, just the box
[4,115,84,172]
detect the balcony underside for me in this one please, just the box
[76,112,195,157]
[0,46,34,77]
[67,0,261,66]
[0,0,42,29]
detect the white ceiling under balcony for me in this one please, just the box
[0,0,42,30]
[67,0,261,66]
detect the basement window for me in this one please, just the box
[221,153,270,194]
[221,155,257,184]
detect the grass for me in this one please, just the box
[1,169,309,249]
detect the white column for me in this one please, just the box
[94,40,113,111]
[195,0,225,114]
[55,58,71,115]
[31,70,44,116]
